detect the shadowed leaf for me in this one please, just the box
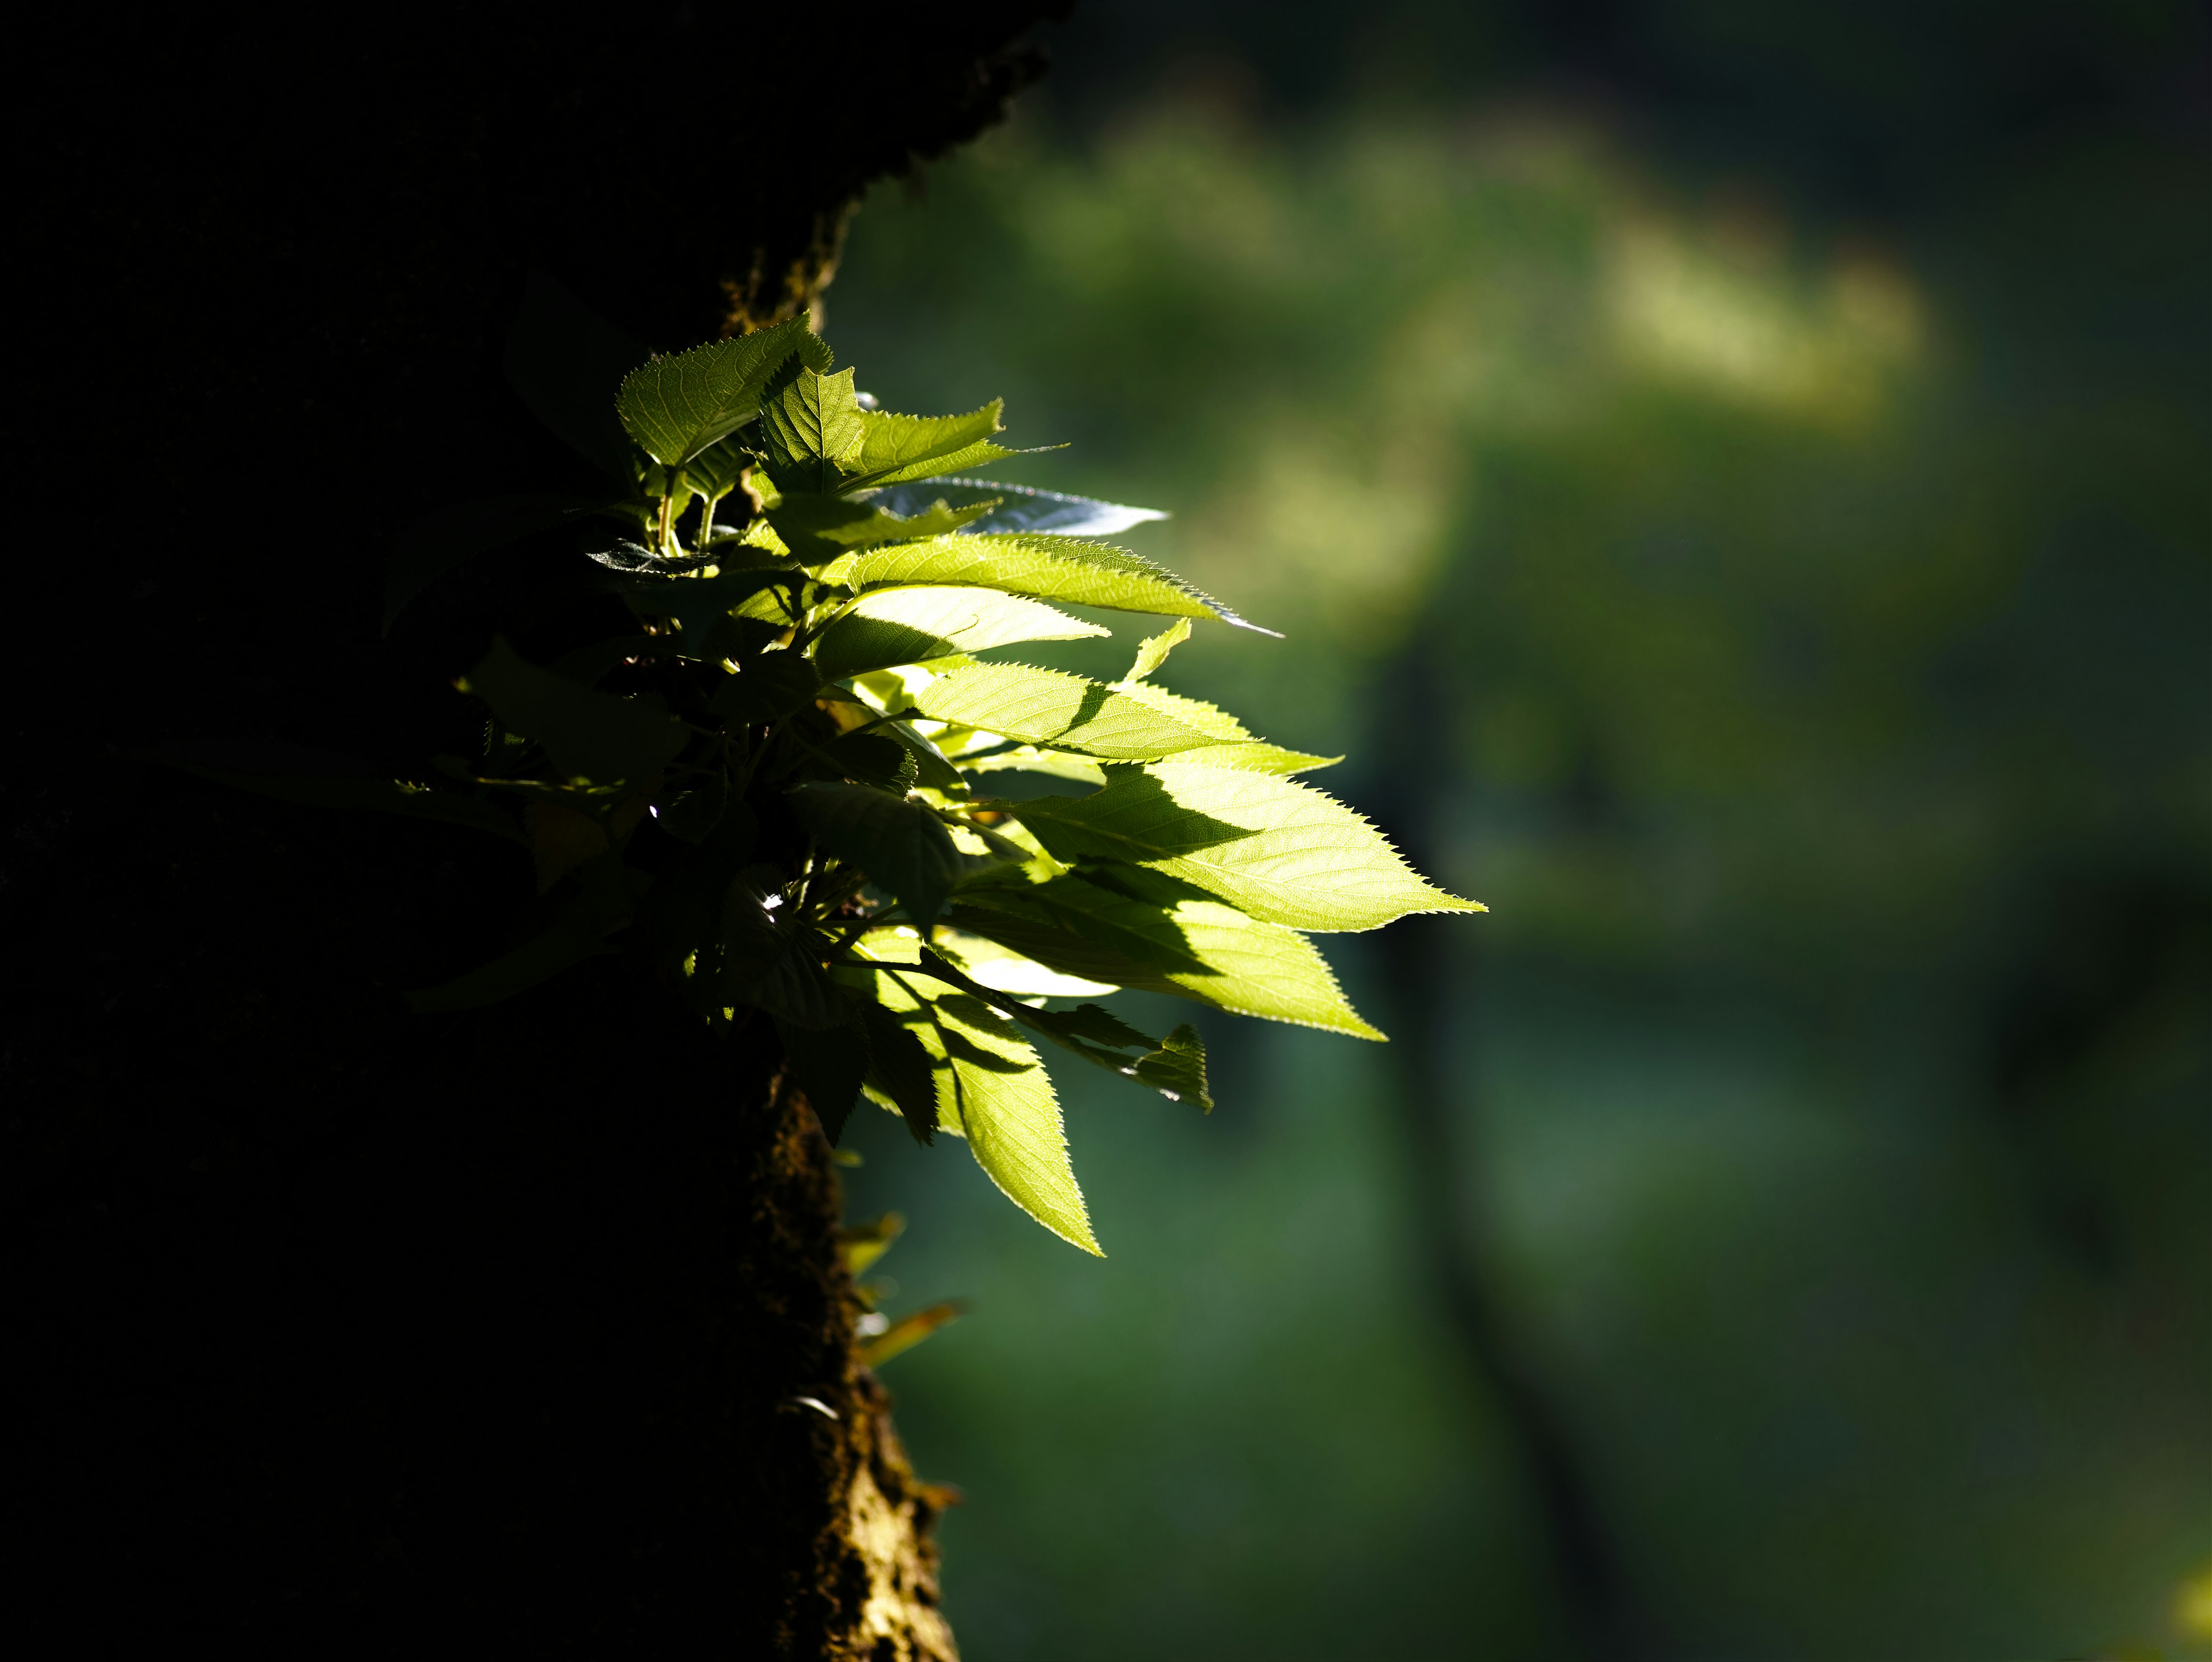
[460,635,688,785]
[502,270,649,478]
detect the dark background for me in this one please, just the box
[817,1,2211,1657]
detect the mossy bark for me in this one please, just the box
[7,5,1063,1648]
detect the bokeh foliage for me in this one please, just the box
[825,75,2210,1662]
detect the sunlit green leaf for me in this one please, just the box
[1124,618,1190,682]
[902,949,1213,1111]
[817,533,1270,631]
[615,314,826,465]
[921,988,1100,1255]
[949,872,1384,1038]
[912,662,1239,762]
[767,491,998,559]
[1107,679,1339,774]
[760,365,866,492]
[836,400,1011,491]
[810,587,1107,681]
[1008,762,1483,932]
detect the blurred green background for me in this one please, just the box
[828,3,2211,1656]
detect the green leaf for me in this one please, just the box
[155,740,527,845]
[1105,679,1340,775]
[709,650,820,724]
[759,366,866,492]
[403,851,643,1013]
[787,782,1011,930]
[901,948,1212,1111]
[817,533,1271,632]
[955,746,1108,786]
[654,772,726,843]
[502,270,650,479]
[459,635,690,786]
[912,662,1252,762]
[949,873,1383,1038]
[614,314,824,465]
[544,634,664,686]
[384,493,601,634]
[1133,1024,1211,1107]
[885,720,967,792]
[858,1300,965,1368]
[810,588,1108,681]
[1124,618,1189,682]
[766,491,998,559]
[834,400,1004,491]
[820,729,916,792]
[614,566,796,662]
[681,434,753,502]
[404,892,615,1012]
[858,998,940,1148]
[1007,762,1484,932]
[777,1013,869,1143]
[918,988,1100,1255]
[628,804,757,982]
[707,872,843,1028]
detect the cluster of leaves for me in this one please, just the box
[183,279,1481,1252]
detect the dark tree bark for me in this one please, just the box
[6,6,1062,1649]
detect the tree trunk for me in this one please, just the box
[7,6,1060,1648]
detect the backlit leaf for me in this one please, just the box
[1124,618,1189,682]
[923,990,1099,1255]
[950,872,1384,1038]
[810,587,1107,681]
[1009,763,1484,932]
[1132,1024,1210,1107]
[912,662,1238,762]
[817,534,1270,631]
[615,313,825,465]
[1107,679,1339,774]
[839,401,1009,491]
[760,365,866,491]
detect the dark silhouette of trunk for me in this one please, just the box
[7,6,1063,1650]
[1365,637,1661,1661]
